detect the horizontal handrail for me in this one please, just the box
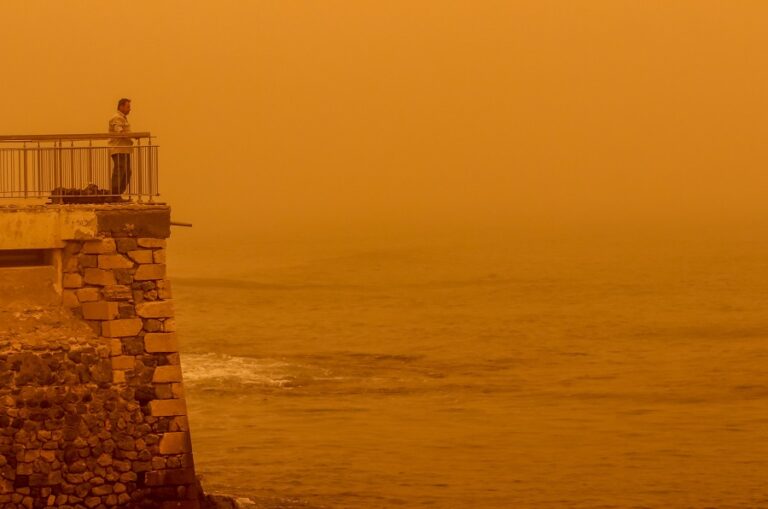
[0,132,152,142]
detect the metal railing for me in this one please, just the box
[0,133,158,203]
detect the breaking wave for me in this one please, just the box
[181,353,300,389]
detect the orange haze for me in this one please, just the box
[1,1,767,239]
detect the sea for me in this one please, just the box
[167,227,768,508]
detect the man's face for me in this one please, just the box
[119,101,131,115]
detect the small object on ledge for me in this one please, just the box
[48,185,121,204]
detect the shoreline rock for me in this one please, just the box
[201,492,258,508]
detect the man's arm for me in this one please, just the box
[109,116,126,134]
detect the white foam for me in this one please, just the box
[181,353,297,388]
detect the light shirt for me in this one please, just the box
[108,111,133,155]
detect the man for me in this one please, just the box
[109,98,133,196]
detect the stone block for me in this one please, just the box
[101,318,143,337]
[83,268,117,286]
[28,471,61,486]
[164,319,177,332]
[110,339,122,356]
[114,268,133,285]
[76,287,101,302]
[136,301,174,318]
[137,238,166,249]
[116,238,138,253]
[62,290,79,308]
[153,365,183,383]
[102,284,132,300]
[137,280,156,291]
[113,370,126,383]
[92,483,113,495]
[172,416,189,432]
[86,320,101,335]
[171,383,185,399]
[81,301,119,321]
[0,479,14,493]
[118,303,136,318]
[158,279,173,299]
[144,319,163,332]
[62,254,79,273]
[134,264,166,281]
[158,432,190,455]
[122,336,145,355]
[127,249,154,264]
[145,467,195,486]
[98,254,134,269]
[153,249,167,264]
[144,333,179,353]
[155,384,174,399]
[78,254,98,268]
[111,356,135,370]
[149,399,187,416]
[64,241,81,256]
[82,238,117,254]
[62,273,83,289]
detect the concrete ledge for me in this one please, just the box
[97,207,170,238]
[0,204,170,249]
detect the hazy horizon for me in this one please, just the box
[2,1,767,240]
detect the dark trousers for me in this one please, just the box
[110,154,132,195]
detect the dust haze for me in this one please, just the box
[2,1,767,242]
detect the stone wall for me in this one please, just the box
[0,206,199,509]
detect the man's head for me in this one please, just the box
[117,98,131,115]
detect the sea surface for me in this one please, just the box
[168,229,768,508]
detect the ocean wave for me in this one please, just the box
[181,353,301,389]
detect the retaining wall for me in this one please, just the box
[0,205,199,509]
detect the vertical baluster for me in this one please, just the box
[35,142,40,197]
[22,142,28,199]
[136,137,143,203]
[88,139,93,186]
[69,140,75,193]
[148,142,156,203]
[55,140,61,203]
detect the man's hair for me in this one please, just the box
[117,98,131,109]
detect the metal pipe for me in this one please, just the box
[0,132,152,142]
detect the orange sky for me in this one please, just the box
[1,1,766,238]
